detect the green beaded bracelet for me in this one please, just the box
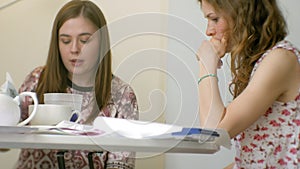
[198,74,218,84]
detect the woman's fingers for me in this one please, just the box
[210,34,228,58]
[197,40,220,72]
[210,39,225,58]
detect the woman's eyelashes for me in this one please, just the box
[59,36,91,45]
[60,38,71,44]
[210,17,219,23]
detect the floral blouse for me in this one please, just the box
[15,66,139,169]
[233,40,300,169]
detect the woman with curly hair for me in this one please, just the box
[197,0,300,168]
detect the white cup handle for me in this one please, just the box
[69,110,81,123]
[16,92,38,126]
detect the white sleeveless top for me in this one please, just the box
[234,40,300,168]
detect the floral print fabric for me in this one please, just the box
[15,66,139,169]
[233,40,300,169]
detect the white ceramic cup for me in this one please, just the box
[44,93,83,112]
[28,104,79,125]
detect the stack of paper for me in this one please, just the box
[30,121,105,136]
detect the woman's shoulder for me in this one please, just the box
[253,40,299,71]
[266,40,300,61]
[112,75,130,88]
[24,66,45,82]
[111,75,136,95]
[265,41,300,68]
[30,66,45,75]
[19,66,44,92]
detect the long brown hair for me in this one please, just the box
[36,0,112,121]
[199,0,287,98]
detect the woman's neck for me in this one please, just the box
[68,74,94,87]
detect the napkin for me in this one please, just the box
[0,72,18,98]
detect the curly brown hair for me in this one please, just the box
[198,0,287,98]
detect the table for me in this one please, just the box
[0,133,220,169]
[0,133,219,153]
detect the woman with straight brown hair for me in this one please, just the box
[16,0,138,168]
[197,0,300,168]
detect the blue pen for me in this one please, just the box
[171,127,219,137]
[70,113,79,122]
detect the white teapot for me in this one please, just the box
[0,92,38,126]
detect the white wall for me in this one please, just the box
[280,0,300,48]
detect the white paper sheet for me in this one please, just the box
[93,117,231,149]
[93,117,182,139]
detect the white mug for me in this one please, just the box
[28,104,80,125]
[44,93,83,112]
